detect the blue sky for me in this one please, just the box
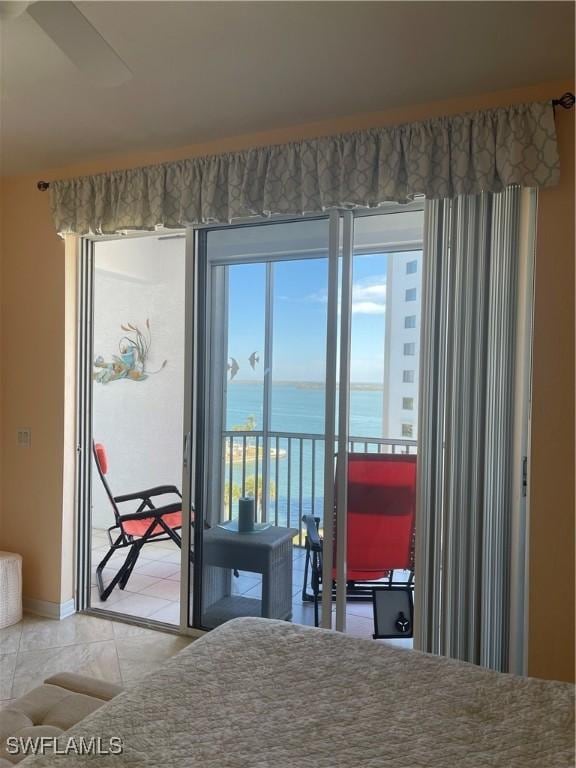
[227,254,388,384]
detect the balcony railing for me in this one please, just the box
[221,430,417,546]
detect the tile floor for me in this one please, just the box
[2,539,411,707]
[90,528,412,644]
[90,528,182,625]
[0,613,193,708]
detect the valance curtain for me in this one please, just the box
[49,101,559,235]
[414,187,531,672]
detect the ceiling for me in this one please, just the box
[0,1,574,176]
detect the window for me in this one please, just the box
[402,397,414,410]
[406,260,418,274]
[402,423,414,438]
[404,315,416,329]
[403,342,415,356]
[405,287,416,301]
[403,370,415,383]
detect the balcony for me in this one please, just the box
[88,211,423,639]
[219,429,416,539]
[90,430,416,642]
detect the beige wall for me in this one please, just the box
[0,80,573,680]
[528,106,575,683]
[0,176,67,603]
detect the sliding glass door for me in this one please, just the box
[187,205,424,637]
[343,212,423,639]
[88,233,187,626]
[80,207,423,637]
[190,218,331,630]
[79,205,424,638]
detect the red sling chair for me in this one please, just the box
[302,452,416,626]
[93,442,184,601]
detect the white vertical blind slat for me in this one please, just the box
[416,187,526,672]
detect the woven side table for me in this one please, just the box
[0,551,23,628]
[203,526,298,623]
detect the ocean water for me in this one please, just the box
[226,382,384,437]
[223,382,386,530]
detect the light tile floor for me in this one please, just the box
[0,613,193,708]
[90,528,413,644]
[90,528,183,625]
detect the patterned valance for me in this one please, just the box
[50,101,559,235]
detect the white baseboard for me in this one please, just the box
[23,598,76,620]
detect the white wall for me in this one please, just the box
[91,235,185,529]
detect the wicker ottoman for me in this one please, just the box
[0,553,22,630]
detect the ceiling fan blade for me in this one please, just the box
[27,1,132,87]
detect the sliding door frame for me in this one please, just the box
[181,227,202,631]
[320,210,339,629]
[189,214,333,631]
[508,188,537,675]
[187,203,424,633]
[334,211,353,632]
[75,238,95,612]
[75,202,425,635]
[75,230,200,635]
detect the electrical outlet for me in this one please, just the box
[17,429,31,448]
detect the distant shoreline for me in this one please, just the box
[230,380,384,392]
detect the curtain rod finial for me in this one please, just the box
[552,92,575,110]
[37,180,50,191]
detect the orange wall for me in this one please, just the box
[0,177,67,604]
[0,80,573,680]
[528,106,575,683]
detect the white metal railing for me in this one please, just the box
[221,430,417,546]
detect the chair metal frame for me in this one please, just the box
[302,452,416,627]
[92,442,186,601]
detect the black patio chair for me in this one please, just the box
[93,441,185,601]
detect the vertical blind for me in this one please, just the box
[415,186,530,671]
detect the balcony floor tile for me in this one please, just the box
[89,529,413,643]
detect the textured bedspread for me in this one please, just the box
[21,618,574,767]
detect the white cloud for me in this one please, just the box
[352,301,386,315]
[352,276,386,315]
[300,289,327,305]
[298,274,387,315]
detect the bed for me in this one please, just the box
[21,617,574,767]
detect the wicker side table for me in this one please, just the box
[0,552,23,629]
[203,526,297,623]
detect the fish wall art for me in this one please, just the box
[93,320,167,384]
[228,351,260,381]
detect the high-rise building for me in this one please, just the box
[382,250,422,440]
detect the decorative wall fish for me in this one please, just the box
[228,357,240,380]
[93,320,167,384]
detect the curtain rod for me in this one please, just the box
[36,91,576,192]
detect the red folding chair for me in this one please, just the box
[93,442,184,601]
[303,452,416,626]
